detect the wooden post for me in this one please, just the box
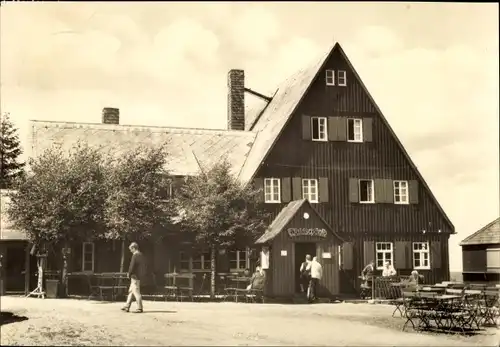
[24,242,30,296]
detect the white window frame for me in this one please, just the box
[302,178,319,203]
[82,242,95,273]
[413,242,430,270]
[337,70,347,86]
[311,117,328,142]
[325,70,335,86]
[264,178,281,203]
[376,242,393,270]
[347,118,363,142]
[229,248,250,272]
[359,179,374,203]
[394,180,409,205]
[192,250,211,272]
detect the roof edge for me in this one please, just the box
[459,217,500,246]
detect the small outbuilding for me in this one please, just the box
[255,199,344,299]
[460,217,500,283]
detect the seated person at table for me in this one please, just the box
[382,261,397,277]
[406,270,424,286]
[246,266,266,291]
[361,260,374,282]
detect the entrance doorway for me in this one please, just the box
[5,244,26,293]
[294,242,316,293]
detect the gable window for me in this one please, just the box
[264,178,281,203]
[359,179,374,203]
[347,118,363,142]
[413,242,430,270]
[179,251,190,271]
[326,70,335,86]
[376,242,393,270]
[192,250,211,271]
[394,180,409,204]
[229,248,250,271]
[302,179,319,203]
[337,70,347,86]
[311,117,328,141]
[82,242,95,273]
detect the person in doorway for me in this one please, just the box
[382,261,397,277]
[246,265,266,291]
[308,256,323,303]
[121,242,147,313]
[299,254,312,293]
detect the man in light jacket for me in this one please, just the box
[307,256,323,303]
[382,261,397,277]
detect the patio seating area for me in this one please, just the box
[389,281,500,334]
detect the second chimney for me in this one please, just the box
[102,107,120,125]
[227,69,245,131]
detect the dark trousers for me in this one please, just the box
[308,278,319,302]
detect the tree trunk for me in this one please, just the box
[119,239,126,287]
[210,245,216,299]
[120,239,126,273]
[61,242,69,298]
[37,257,44,292]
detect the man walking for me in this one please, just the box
[121,242,146,313]
[308,256,323,303]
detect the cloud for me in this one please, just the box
[228,4,281,57]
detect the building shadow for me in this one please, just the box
[0,312,29,326]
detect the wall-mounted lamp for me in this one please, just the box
[303,212,310,220]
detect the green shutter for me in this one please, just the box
[374,179,385,203]
[254,178,264,202]
[385,179,394,204]
[302,115,312,140]
[363,118,373,142]
[328,117,338,141]
[292,177,302,201]
[363,241,375,265]
[431,241,442,269]
[348,178,359,203]
[282,177,292,203]
[409,180,419,204]
[395,241,410,270]
[318,177,329,203]
[342,242,354,270]
[337,117,347,141]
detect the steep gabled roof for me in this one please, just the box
[238,47,331,182]
[255,199,343,244]
[30,121,256,177]
[237,42,455,234]
[460,217,500,246]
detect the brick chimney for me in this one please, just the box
[102,107,120,125]
[227,69,245,131]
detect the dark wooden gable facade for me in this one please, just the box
[252,43,454,293]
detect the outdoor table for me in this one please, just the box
[164,272,195,301]
[81,272,128,301]
[225,276,251,303]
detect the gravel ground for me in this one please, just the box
[1,296,499,346]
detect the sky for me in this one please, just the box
[1,2,498,271]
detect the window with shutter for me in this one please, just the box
[82,242,95,273]
[264,178,281,203]
[413,242,430,269]
[375,242,393,270]
[394,180,409,204]
[302,179,319,203]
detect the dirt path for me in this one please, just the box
[1,297,498,346]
